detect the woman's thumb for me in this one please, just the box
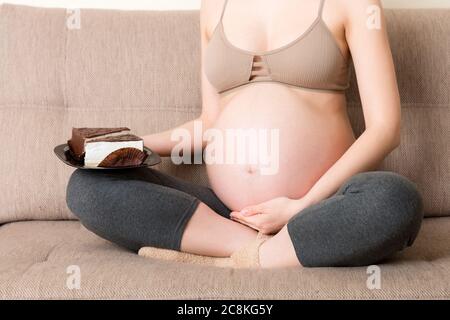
[241,206,261,216]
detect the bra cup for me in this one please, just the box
[204,20,351,93]
[204,30,253,93]
[265,23,349,90]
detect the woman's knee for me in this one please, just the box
[344,171,424,245]
[385,172,424,246]
[66,169,95,220]
[66,169,125,231]
[286,171,425,267]
[65,169,200,251]
[66,169,147,250]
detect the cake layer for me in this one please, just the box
[84,138,144,167]
[67,127,130,161]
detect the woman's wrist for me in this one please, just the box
[289,194,317,218]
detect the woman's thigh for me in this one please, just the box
[286,171,424,267]
[65,168,230,251]
[134,168,231,218]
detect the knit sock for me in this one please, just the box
[138,232,272,268]
[229,232,271,268]
[138,247,232,268]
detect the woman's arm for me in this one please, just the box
[142,0,222,157]
[297,0,401,209]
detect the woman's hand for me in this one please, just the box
[230,197,311,234]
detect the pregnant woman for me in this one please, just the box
[66,0,423,268]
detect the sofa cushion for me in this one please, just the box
[0,218,449,299]
[0,5,449,224]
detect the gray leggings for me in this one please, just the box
[66,168,423,267]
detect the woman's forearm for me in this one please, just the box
[142,117,208,157]
[294,125,400,211]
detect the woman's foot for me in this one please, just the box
[139,232,272,268]
[180,203,259,257]
[228,232,271,268]
[259,226,302,268]
[138,246,232,267]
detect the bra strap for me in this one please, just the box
[318,0,326,18]
[220,0,229,22]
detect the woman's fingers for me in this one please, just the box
[230,212,260,231]
[240,205,263,216]
[231,211,256,221]
[241,209,257,216]
[232,217,259,231]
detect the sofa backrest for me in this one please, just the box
[0,4,448,224]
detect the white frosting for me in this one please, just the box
[84,140,143,167]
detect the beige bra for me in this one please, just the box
[204,0,352,94]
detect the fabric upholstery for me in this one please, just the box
[0,4,448,225]
[0,218,449,299]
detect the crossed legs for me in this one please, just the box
[66,168,423,268]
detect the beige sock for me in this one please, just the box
[138,232,272,269]
[229,232,271,268]
[138,247,232,268]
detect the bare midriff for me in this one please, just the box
[206,82,355,211]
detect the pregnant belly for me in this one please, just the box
[206,89,355,211]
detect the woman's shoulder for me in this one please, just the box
[334,0,384,24]
[200,0,226,40]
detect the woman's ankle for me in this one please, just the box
[259,228,302,268]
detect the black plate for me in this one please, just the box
[54,144,161,170]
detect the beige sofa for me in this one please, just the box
[0,4,449,299]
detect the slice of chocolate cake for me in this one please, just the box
[67,127,148,167]
[68,127,131,161]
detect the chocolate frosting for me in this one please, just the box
[88,134,142,143]
[74,127,130,138]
